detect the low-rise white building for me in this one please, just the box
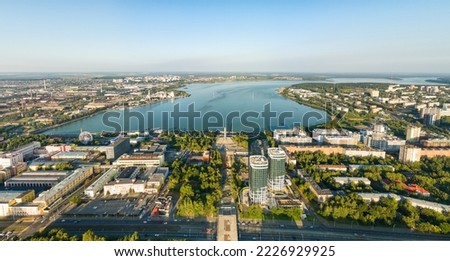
[358,193,450,213]
[273,128,312,145]
[84,168,119,198]
[113,153,165,167]
[333,177,371,186]
[103,179,146,195]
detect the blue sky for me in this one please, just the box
[1,0,449,73]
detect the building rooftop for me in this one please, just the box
[34,167,92,204]
[85,167,118,193]
[117,166,138,179]
[118,154,162,160]
[0,191,29,203]
[105,179,146,186]
[52,151,89,158]
[333,177,371,183]
[20,171,69,176]
[267,147,286,158]
[304,177,333,196]
[6,176,63,182]
[249,155,268,168]
[358,193,450,213]
[317,164,347,169]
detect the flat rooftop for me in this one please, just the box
[118,154,161,160]
[249,155,268,167]
[0,191,28,202]
[117,166,138,179]
[20,171,69,176]
[6,176,63,182]
[267,147,286,158]
[53,151,89,157]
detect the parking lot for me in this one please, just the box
[65,196,148,217]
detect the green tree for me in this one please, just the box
[82,230,106,241]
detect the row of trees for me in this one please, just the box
[229,159,247,202]
[294,151,450,203]
[169,149,223,218]
[240,205,303,221]
[0,134,63,151]
[319,194,450,234]
[29,229,141,241]
[35,162,75,171]
[231,132,249,149]
[175,132,216,152]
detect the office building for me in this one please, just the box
[249,155,269,204]
[267,148,286,191]
[76,137,130,160]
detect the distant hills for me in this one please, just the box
[426,78,450,84]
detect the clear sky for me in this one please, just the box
[1,0,449,73]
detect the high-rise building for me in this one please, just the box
[406,125,421,142]
[399,146,421,163]
[249,155,269,204]
[267,148,286,191]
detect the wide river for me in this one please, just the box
[44,77,442,135]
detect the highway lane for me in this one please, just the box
[239,224,450,241]
[42,216,450,241]
[46,217,215,240]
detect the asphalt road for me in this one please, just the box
[239,223,450,241]
[42,215,450,241]
[46,217,216,240]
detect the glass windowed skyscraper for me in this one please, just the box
[249,155,269,204]
[268,148,286,191]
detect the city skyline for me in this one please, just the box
[1,0,450,73]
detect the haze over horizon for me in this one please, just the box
[1,0,450,73]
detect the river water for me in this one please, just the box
[44,77,441,134]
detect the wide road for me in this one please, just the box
[239,223,450,241]
[46,217,216,240]
[43,216,450,241]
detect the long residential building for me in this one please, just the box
[358,193,450,213]
[113,153,165,167]
[304,177,333,203]
[281,145,386,158]
[333,177,371,186]
[84,167,119,198]
[33,167,94,208]
[399,146,450,163]
[273,128,312,145]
